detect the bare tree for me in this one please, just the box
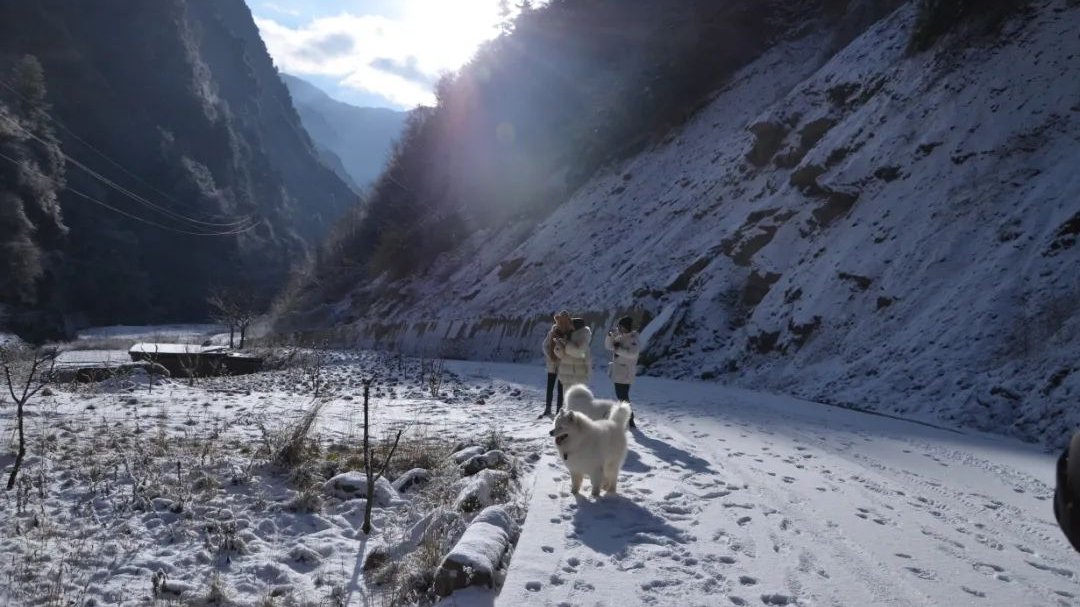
[207,288,259,349]
[1,345,56,489]
[421,358,445,398]
[303,344,330,398]
[361,378,402,534]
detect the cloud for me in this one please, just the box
[369,56,438,88]
[293,33,355,63]
[254,1,510,109]
[261,2,301,17]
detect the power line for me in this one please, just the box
[0,76,254,228]
[0,112,256,230]
[0,150,258,237]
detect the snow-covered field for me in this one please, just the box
[498,368,1078,607]
[74,325,227,342]
[4,350,1073,606]
[0,352,543,606]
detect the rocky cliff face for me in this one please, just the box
[283,1,1080,446]
[0,0,354,335]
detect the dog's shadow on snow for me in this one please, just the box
[570,494,690,556]
[622,448,651,473]
[630,428,715,474]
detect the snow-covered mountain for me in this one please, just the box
[288,1,1080,447]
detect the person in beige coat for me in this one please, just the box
[539,312,568,418]
[604,315,640,428]
[553,312,592,390]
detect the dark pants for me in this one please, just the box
[545,373,564,412]
[614,383,630,401]
[614,383,635,427]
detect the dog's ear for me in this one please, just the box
[565,411,577,425]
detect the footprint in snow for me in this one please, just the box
[904,566,937,580]
[572,580,594,592]
[737,516,752,526]
[961,586,986,598]
[1025,560,1074,578]
[973,562,1004,574]
[640,579,682,591]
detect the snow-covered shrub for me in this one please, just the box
[391,468,431,493]
[324,471,400,506]
[453,469,511,512]
[481,424,506,452]
[433,505,518,596]
[452,445,485,464]
[203,572,231,605]
[368,508,468,606]
[461,450,509,476]
[261,399,325,468]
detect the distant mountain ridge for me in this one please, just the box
[282,74,406,190]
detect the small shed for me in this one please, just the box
[129,343,261,377]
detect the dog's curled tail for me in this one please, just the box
[609,402,633,430]
[564,384,593,411]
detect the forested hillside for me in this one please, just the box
[279,0,841,310]
[0,0,355,337]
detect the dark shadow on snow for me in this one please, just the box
[570,494,693,556]
[622,448,652,473]
[630,427,716,474]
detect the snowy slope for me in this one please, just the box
[311,1,1080,448]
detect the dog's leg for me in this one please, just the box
[570,471,583,495]
[603,462,619,494]
[589,467,604,497]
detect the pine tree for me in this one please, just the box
[0,54,66,307]
[11,55,49,130]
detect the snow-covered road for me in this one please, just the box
[462,363,1078,607]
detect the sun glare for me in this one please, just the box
[255,0,519,108]
[402,1,504,74]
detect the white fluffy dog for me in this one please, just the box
[564,384,618,421]
[549,385,632,497]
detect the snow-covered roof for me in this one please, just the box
[129,343,227,355]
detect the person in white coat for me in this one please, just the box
[604,315,640,428]
[553,312,592,389]
[539,312,567,418]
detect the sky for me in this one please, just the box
[247,0,517,110]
